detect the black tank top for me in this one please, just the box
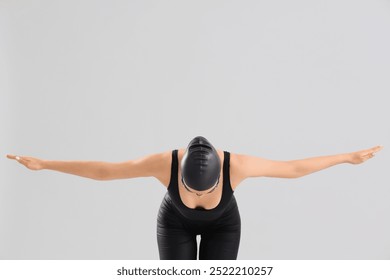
[166,149,236,221]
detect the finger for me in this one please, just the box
[363,154,374,160]
[364,147,379,155]
[15,156,26,163]
[373,145,384,153]
[361,151,373,157]
[19,157,29,163]
[361,153,373,160]
[362,155,373,162]
[370,146,383,156]
[9,155,22,162]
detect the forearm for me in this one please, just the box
[290,153,350,178]
[43,160,109,180]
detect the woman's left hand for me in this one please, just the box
[348,145,384,164]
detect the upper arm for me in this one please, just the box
[101,151,171,183]
[231,153,298,184]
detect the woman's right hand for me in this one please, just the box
[6,154,45,170]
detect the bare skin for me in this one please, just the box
[6,145,384,210]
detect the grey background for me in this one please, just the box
[1,0,389,259]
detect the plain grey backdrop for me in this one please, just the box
[1,0,389,259]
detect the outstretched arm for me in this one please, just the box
[232,145,384,182]
[291,145,383,178]
[6,151,170,181]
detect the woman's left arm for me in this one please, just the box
[231,145,384,184]
[292,145,384,178]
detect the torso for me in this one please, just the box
[158,148,242,210]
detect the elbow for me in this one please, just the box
[94,175,107,181]
[292,168,312,179]
[94,163,111,181]
[290,162,303,179]
[292,173,302,179]
[93,172,107,181]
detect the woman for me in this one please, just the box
[6,136,383,260]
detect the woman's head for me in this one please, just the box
[180,136,221,192]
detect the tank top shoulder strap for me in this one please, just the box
[168,149,179,190]
[223,151,233,193]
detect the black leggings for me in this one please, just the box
[157,196,241,260]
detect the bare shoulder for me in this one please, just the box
[228,152,248,190]
[147,150,173,188]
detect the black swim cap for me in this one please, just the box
[181,136,221,191]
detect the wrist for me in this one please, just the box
[342,153,352,164]
[41,160,51,169]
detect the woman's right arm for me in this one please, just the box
[6,151,171,182]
